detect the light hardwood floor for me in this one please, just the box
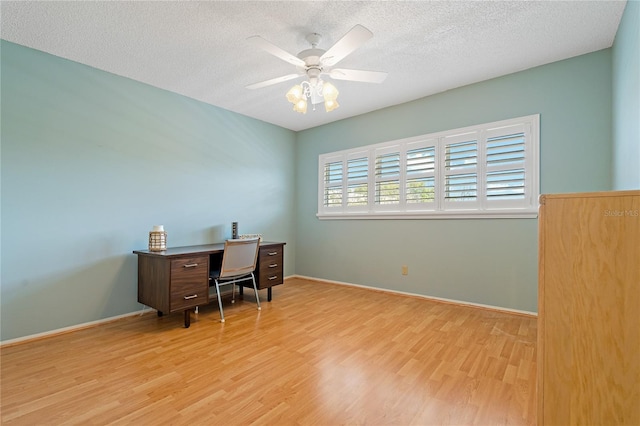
[1,278,537,425]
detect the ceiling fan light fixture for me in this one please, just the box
[286,79,340,114]
[249,25,386,116]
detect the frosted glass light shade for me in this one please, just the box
[324,99,339,112]
[293,98,307,114]
[286,85,303,103]
[322,82,339,101]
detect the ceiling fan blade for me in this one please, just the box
[246,73,301,90]
[247,35,306,67]
[320,24,373,67]
[329,68,388,84]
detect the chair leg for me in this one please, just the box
[214,279,225,323]
[231,283,236,304]
[251,273,261,311]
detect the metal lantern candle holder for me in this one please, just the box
[148,225,167,251]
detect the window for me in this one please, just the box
[317,114,539,219]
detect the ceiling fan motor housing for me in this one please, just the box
[297,46,326,86]
[305,66,322,86]
[297,48,326,65]
[299,32,325,69]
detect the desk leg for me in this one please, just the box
[184,309,191,328]
[239,285,271,301]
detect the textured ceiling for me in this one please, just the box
[1,1,626,131]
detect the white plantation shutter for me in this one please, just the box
[346,153,369,209]
[405,140,437,210]
[374,146,401,209]
[443,133,479,209]
[322,157,343,210]
[484,123,531,208]
[317,115,539,219]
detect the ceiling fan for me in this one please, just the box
[246,24,387,113]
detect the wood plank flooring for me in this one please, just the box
[1,278,537,425]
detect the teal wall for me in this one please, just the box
[295,49,613,313]
[613,0,640,190]
[4,7,636,340]
[0,41,296,341]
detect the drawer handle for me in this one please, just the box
[183,294,198,300]
[183,263,198,268]
[268,276,278,281]
[268,263,278,268]
[267,252,278,256]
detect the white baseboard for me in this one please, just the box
[0,309,152,347]
[2,281,293,346]
[290,274,537,317]
[1,280,292,346]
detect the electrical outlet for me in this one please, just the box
[402,265,408,275]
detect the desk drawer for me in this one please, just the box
[257,267,283,288]
[256,245,284,289]
[170,256,208,311]
[259,246,283,268]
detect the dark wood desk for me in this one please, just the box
[133,241,285,327]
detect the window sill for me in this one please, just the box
[317,209,539,220]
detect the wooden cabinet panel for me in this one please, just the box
[538,191,640,426]
[138,255,171,313]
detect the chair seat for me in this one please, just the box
[209,269,254,284]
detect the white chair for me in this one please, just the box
[209,238,261,323]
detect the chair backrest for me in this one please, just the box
[219,238,260,279]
